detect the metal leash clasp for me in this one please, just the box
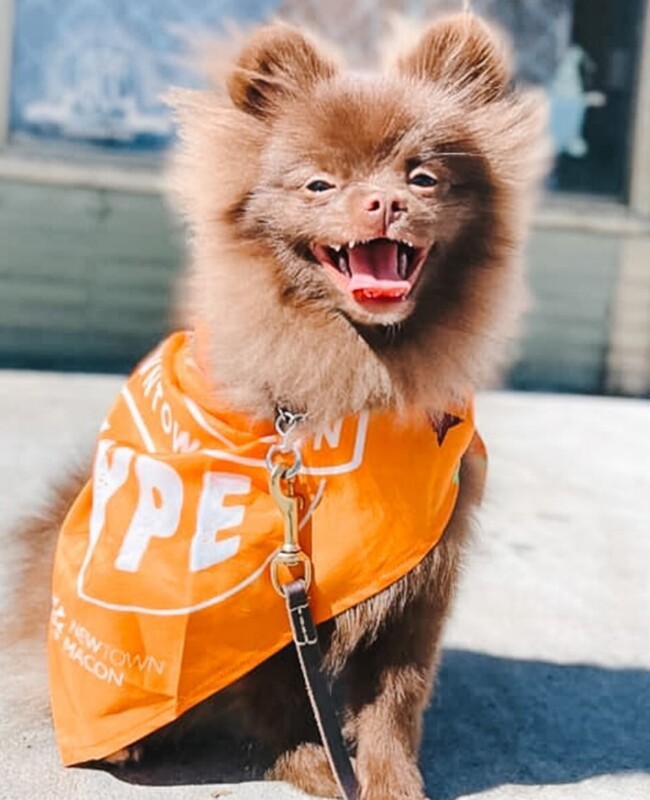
[269,464,312,595]
[266,408,312,596]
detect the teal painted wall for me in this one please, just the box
[510,229,621,393]
[0,181,182,372]
[0,179,628,393]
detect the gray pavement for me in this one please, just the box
[1,371,649,800]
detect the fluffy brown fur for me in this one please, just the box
[15,12,547,800]
[169,15,546,430]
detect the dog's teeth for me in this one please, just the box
[331,244,341,252]
[398,247,409,279]
[349,241,356,249]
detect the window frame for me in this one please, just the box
[0,0,649,218]
[630,0,650,214]
[0,0,14,148]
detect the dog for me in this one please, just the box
[17,12,547,800]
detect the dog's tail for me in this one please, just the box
[4,464,89,648]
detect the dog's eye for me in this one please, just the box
[408,170,438,189]
[306,179,335,193]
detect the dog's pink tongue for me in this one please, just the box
[348,241,409,301]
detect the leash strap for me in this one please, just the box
[267,414,357,799]
[283,579,359,800]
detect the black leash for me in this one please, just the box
[267,409,358,799]
[283,579,359,800]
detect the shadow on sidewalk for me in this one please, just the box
[92,735,268,787]
[102,649,650,797]
[423,649,650,799]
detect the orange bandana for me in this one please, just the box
[48,331,484,765]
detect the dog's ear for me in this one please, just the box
[397,14,510,104]
[228,23,337,119]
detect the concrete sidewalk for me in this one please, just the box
[1,372,649,800]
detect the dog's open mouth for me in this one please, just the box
[310,238,429,304]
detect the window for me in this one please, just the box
[3,0,647,201]
[477,0,644,199]
[8,0,283,149]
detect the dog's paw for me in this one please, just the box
[266,742,342,798]
[101,743,144,767]
[361,785,427,800]
[360,790,426,800]
[357,753,426,800]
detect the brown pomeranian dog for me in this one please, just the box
[18,12,547,800]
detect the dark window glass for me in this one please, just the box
[476,0,644,199]
[551,0,644,198]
